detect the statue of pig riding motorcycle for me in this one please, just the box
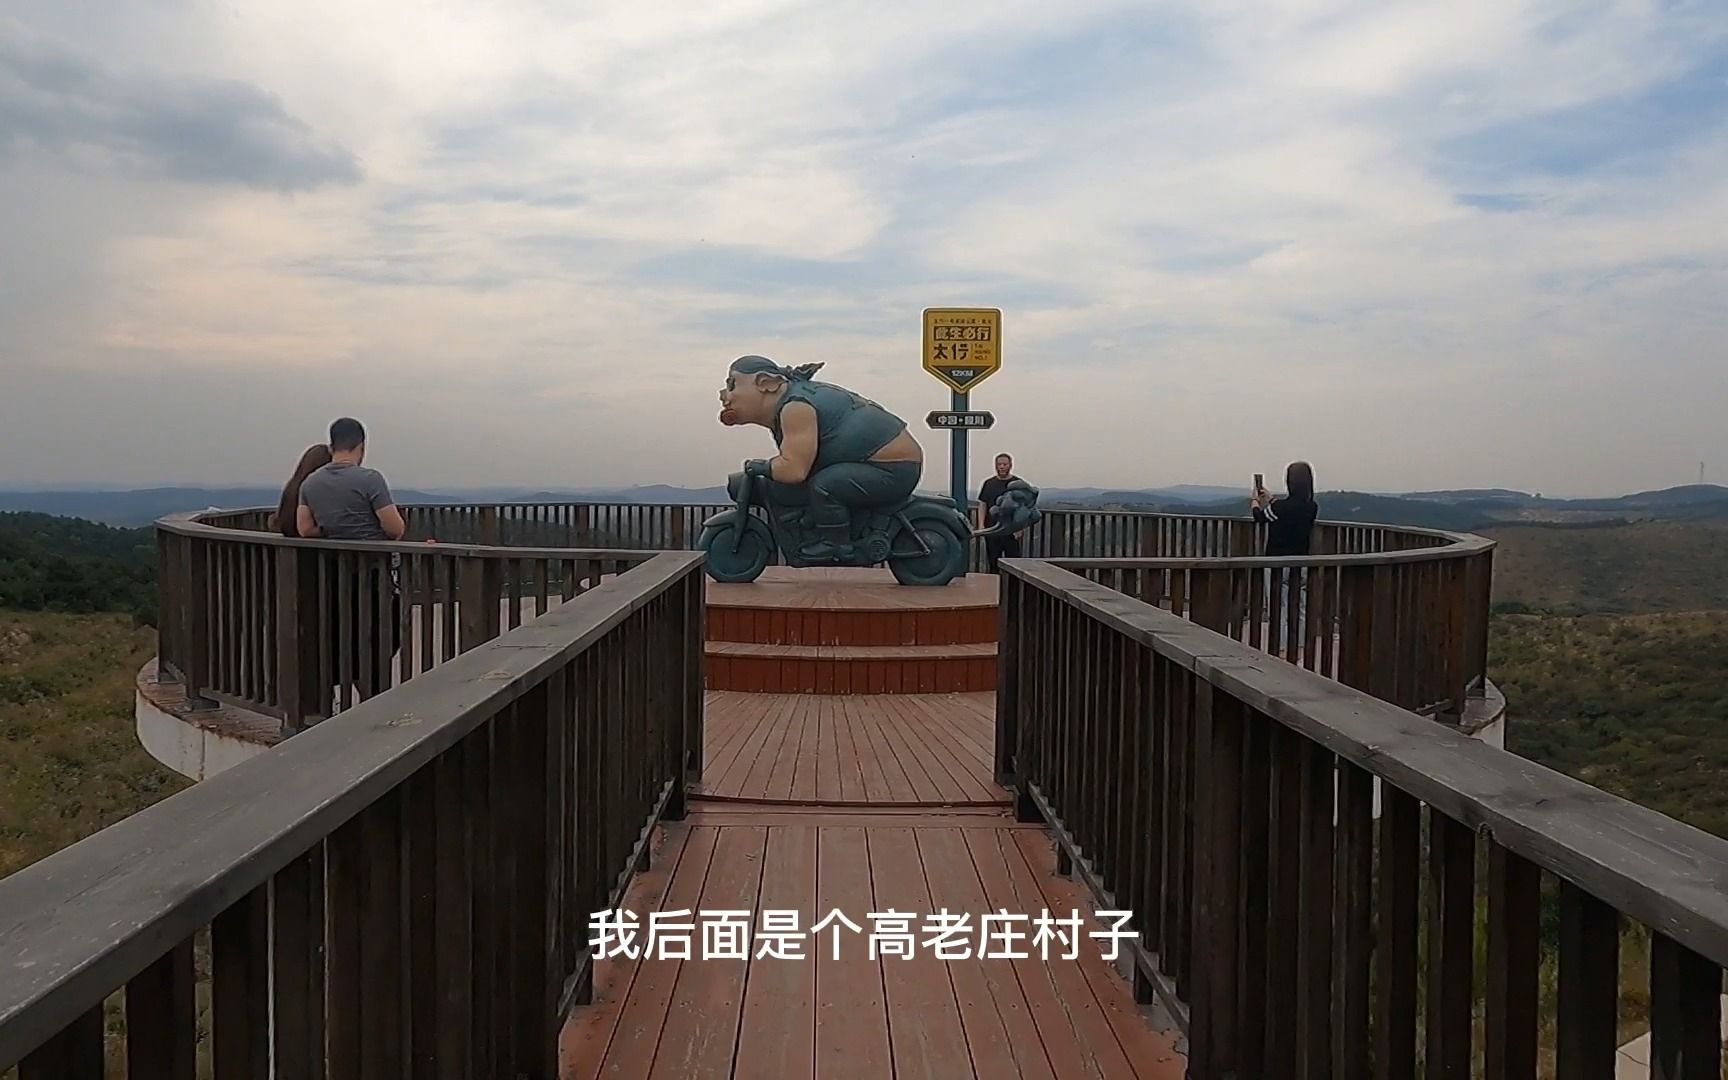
[699,356,1039,587]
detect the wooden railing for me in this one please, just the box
[177,501,1490,729]
[199,500,1454,560]
[1043,539,1495,720]
[998,560,1728,1080]
[156,514,666,732]
[197,502,730,550]
[0,551,705,1078]
[1019,508,1453,560]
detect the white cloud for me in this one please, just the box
[1,0,1726,497]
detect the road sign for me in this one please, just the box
[922,308,1001,393]
[927,410,995,430]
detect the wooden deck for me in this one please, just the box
[559,690,1186,1078]
[698,691,1004,805]
[560,811,1185,1079]
[706,566,1000,614]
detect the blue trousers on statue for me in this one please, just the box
[734,461,921,523]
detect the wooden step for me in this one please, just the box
[707,604,998,646]
[705,567,999,647]
[705,640,997,694]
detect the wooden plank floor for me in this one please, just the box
[560,688,1186,1078]
[560,812,1186,1079]
[698,691,1005,806]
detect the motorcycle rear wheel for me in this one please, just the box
[889,520,965,586]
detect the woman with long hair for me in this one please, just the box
[267,444,333,537]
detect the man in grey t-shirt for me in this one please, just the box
[297,417,405,701]
[297,417,407,541]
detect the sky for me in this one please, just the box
[1,0,1725,498]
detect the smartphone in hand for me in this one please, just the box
[1253,473,1264,496]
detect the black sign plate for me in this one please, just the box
[926,410,995,430]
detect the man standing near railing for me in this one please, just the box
[296,418,406,542]
[977,453,1023,573]
[296,417,405,699]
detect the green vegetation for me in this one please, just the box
[0,512,157,623]
[1484,521,1728,615]
[1485,521,1728,836]
[1493,610,1728,836]
[0,610,188,879]
[1486,521,1728,837]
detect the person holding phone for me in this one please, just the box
[1251,461,1317,556]
[1251,461,1319,658]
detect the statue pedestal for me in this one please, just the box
[705,567,998,693]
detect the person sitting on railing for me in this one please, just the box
[266,443,332,537]
[1251,461,1319,657]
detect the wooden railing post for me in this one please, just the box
[1649,933,1722,1078]
[1368,564,1398,704]
[1188,681,1244,1078]
[276,547,325,732]
[1189,569,1230,635]
[1465,549,1493,699]
[1230,520,1255,557]
[477,507,501,546]
[184,535,215,708]
[459,557,503,651]
[995,571,1021,787]
[155,531,184,682]
[683,569,705,785]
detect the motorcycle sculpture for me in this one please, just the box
[702,465,977,586]
[976,478,1042,541]
[700,356,1035,587]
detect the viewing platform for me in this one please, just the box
[4,498,1725,1080]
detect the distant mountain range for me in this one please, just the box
[3,483,1726,532]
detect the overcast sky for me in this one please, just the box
[2,1,1725,497]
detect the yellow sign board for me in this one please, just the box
[922,308,1001,394]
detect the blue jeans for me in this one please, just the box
[1266,568,1309,655]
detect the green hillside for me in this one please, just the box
[1484,522,1728,614]
[0,512,156,621]
[0,610,188,879]
[1493,611,1728,837]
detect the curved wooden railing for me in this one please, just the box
[1041,541,1495,721]
[194,500,1459,559]
[999,561,1728,1079]
[185,500,1492,729]
[156,513,675,732]
[0,552,705,1076]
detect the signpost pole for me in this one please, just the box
[950,388,969,515]
[921,306,999,518]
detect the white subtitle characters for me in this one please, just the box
[587,907,1139,962]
